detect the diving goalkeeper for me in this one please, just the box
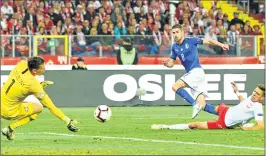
[1,56,79,140]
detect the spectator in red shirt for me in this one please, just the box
[240,24,250,35]
[15,27,29,56]
[44,14,53,34]
[251,25,263,35]
[73,5,84,23]
[244,20,253,33]
[74,14,82,26]
[98,7,106,23]
[147,16,154,31]
[125,1,133,15]
[101,0,112,14]
[36,8,44,25]
[62,17,74,34]
[13,0,24,14]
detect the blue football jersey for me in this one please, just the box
[170,37,203,72]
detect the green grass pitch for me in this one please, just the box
[1,106,264,155]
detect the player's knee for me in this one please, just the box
[172,84,178,92]
[172,80,186,91]
[38,104,44,112]
[195,94,206,104]
[172,83,181,91]
[188,122,198,129]
[215,106,219,113]
[29,114,38,121]
[33,103,43,113]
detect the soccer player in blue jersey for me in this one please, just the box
[163,24,229,119]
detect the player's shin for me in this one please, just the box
[9,114,39,130]
[168,124,191,130]
[204,104,218,115]
[176,88,195,105]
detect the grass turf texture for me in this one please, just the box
[1,106,264,155]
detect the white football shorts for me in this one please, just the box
[180,67,208,100]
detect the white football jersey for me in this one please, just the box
[224,96,264,127]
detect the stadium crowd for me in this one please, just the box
[0,0,264,57]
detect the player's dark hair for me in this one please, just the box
[28,56,45,71]
[172,24,183,30]
[257,84,265,97]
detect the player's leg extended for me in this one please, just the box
[188,122,208,129]
[2,102,43,140]
[172,79,195,106]
[10,102,43,130]
[151,121,208,130]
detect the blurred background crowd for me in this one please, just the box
[0,0,265,57]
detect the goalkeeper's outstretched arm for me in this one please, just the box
[31,78,79,132]
[38,93,79,132]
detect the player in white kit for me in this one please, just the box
[151,82,264,130]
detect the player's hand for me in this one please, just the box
[221,44,229,50]
[40,81,54,88]
[67,119,80,132]
[231,81,239,93]
[163,59,174,68]
[163,59,168,66]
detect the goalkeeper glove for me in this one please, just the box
[67,119,80,132]
[40,81,54,88]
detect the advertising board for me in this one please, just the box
[1,65,264,107]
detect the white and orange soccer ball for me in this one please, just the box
[94,105,112,122]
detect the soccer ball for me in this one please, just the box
[94,105,112,122]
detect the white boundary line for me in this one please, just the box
[16,132,264,151]
[1,64,265,71]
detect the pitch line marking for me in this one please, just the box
[16,132,264,151]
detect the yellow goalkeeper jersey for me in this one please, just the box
[1,61,45,109]
[1,61,67,121]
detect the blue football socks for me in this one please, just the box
[176,88,195,106]
[204,103,218,115]
[176,88,218,116]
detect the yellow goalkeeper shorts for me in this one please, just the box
[1,102,35,120]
